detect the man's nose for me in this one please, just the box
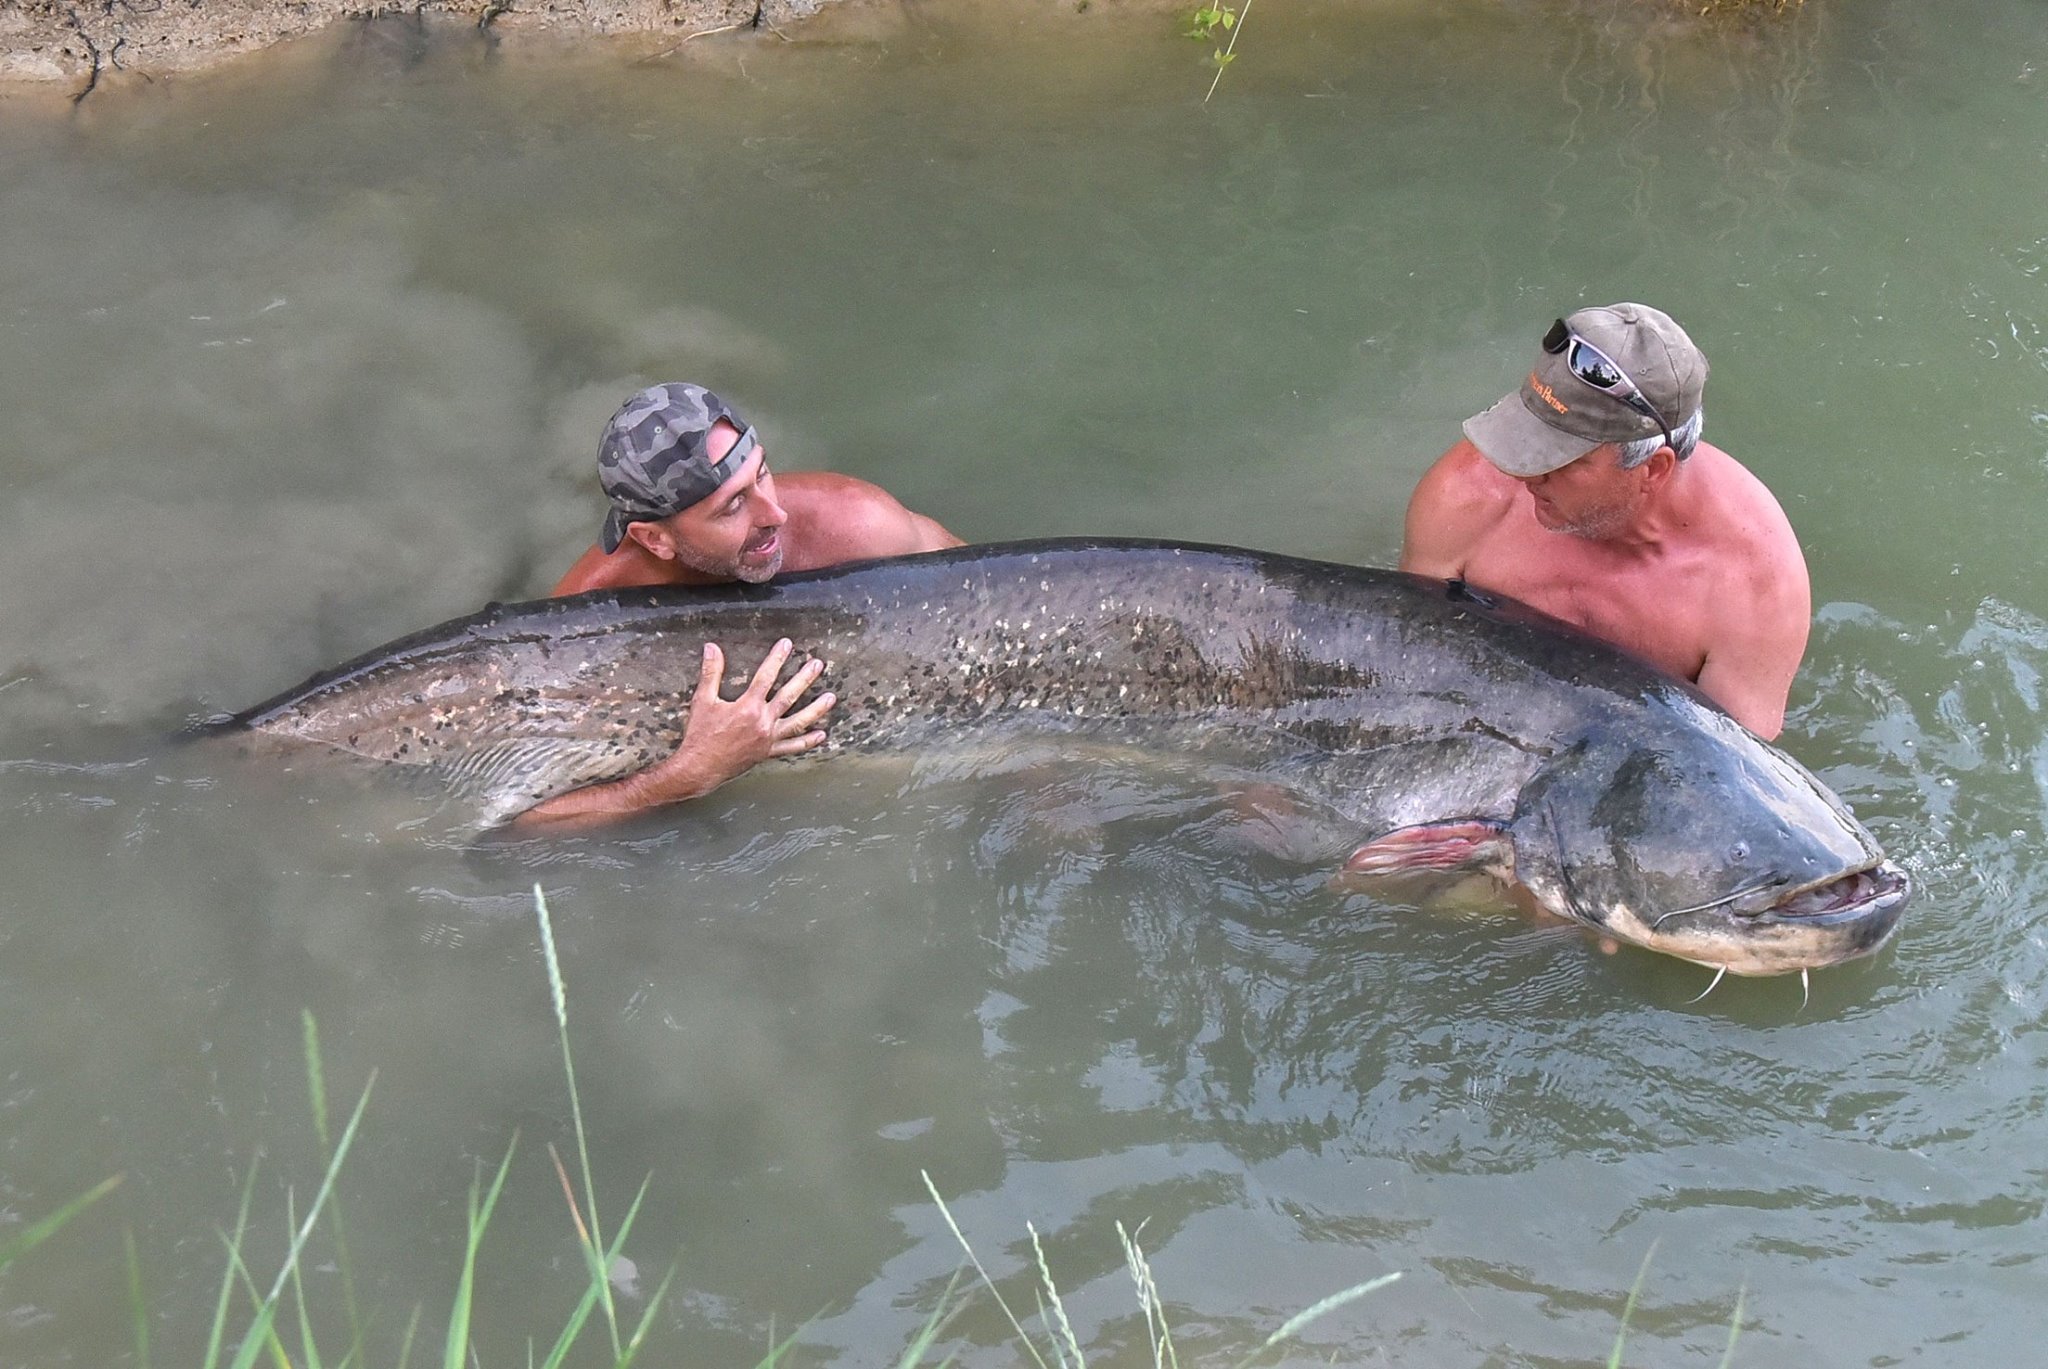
[758,493,789,528]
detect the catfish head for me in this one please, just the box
[1504,720,1910,977]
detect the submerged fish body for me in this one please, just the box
[222,539,1909,975]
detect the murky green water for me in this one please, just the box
[2,0,2046,1363]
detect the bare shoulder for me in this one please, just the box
[778,471,962,569]
[550,541,675,596]
[1399,440,1522,577]
[1686,444,1812,735]
[1692,444,1808,592]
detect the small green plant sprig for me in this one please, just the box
[922,1169,1399,1367]
[140,891,673,1369]
[1184,2,1252,102]
[0,1174,121,1276]
[1185,3,1235,42]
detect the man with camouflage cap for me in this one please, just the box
[525,382,960,823]
[1400,303,1810,739]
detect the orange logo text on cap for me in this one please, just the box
[1528,371,1570,415]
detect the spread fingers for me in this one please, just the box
[782,691,836,733]
[771,656,827,709]
[743,639,797,698]
[770,729,828,757]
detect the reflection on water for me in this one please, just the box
[4,0,2048,1363]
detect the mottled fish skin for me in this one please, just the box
[217,539,1910,974]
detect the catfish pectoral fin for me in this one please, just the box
[1340,820,1511,878]
[439,735,658,827]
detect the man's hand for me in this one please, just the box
[516,638,834,825]
[656,638,835,798]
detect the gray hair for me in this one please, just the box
[1616,408,1704,468]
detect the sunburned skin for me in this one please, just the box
[535,416,962,820]
[1401,437,1810,740]
[552,422,961,596]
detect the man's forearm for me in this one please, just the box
[514,759,720,827]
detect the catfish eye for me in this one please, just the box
[1729,841,1751,861]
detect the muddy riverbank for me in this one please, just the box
[1,0,1794,97]
[0,0,838,89]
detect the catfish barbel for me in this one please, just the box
[217,539,1909,976]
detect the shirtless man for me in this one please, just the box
[1400,303,1809,739]
[524,382,961,823]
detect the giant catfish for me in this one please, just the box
[217,539,1910,976]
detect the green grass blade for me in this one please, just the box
[442,1136,520,1369]
[303,1010,367,1365]
[395,1303,423,1369]
[921,1170,1054,1369]
[284,1188,326,1369]
[1026,1222,1082,1369]
[1030,1288,1061,1369]
[304,1012,331,1145]
[260,1071,377,1311]
[201,1162,262,1369]
[0,1172,120,1271]
[750,1313,826,1368]
[606,1260,677,1368]
[1115,1221,1174,1369]
[226,1307,284,1369]
[537,1266,607,1369]
[546,1143,614,1337]
[221,1241,287,1369]
[537,1173,655,1369]
[124,1227,151,1369]
[218,1074,375,1369]
[896,1268,967,1369]
[534,883,621,1357]
[1229,1272,1401,1368]
[1607,1241,1659,1369]
[1716,1285,1746,1369]
[752,1326,803,1367]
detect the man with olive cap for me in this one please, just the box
[524,382,961,824]
[1400,303,1810,739]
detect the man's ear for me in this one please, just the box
[1640,445,1679,487]
[624,519,677,561]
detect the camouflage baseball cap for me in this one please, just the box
[1464,303,1708,477]
[597,383,758,552]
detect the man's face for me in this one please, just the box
[655,420,789,582]
[1514,446,1649,540]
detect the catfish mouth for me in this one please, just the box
[1758,861,1911,928]
[1624,859,1913,976]
[1543,858,1914,977]
[1642,859,1911,933]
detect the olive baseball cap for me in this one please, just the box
[597,382,757,552]
[1463,303,1708,477]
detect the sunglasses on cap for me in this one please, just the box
[1542,319,1675,453]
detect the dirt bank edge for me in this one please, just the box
[0,0,845,88]
[0,0,1799,95]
